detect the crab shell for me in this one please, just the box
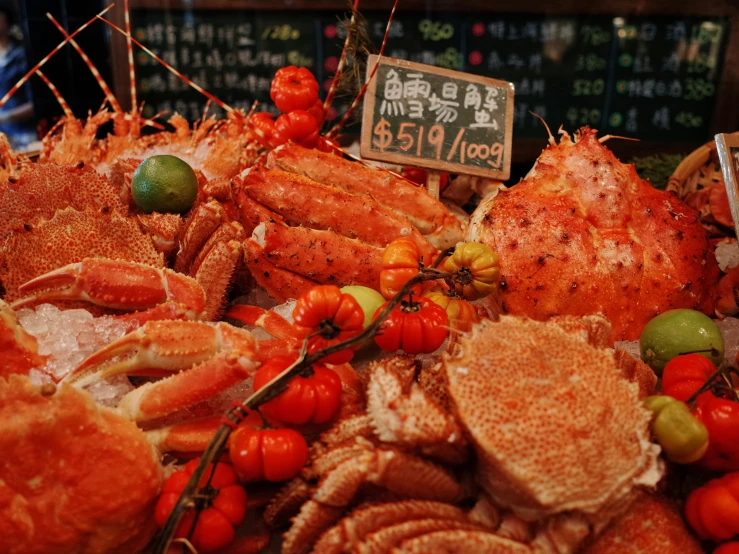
[468,128,719,343]
[0,376,163,554]
[443,316,662,529]
[580,492,703,553]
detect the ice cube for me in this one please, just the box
[717,317,739,364]
[271,299,297,325]
[614,340,641,361]
[85,375,135,407]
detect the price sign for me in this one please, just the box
[360,55,514,180]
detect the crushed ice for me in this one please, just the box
[17,304,133,403]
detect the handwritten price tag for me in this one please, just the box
[360,55,514,180]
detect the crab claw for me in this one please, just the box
[65,321,257,386]
[116,350,258,422]
[13,258,207,320]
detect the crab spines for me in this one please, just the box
[14,258,207,320]
[116,350,257,422]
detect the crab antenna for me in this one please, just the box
[0,4,115,110]
[327,0,398,138]
[123,0,137,111]
[35,69,73,118]
[529,111,555,146]
[599,134,640,143]
[323,0,360,113]
[98,15,235,115]
[46,13,122,113]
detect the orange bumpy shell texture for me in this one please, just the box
[443,316,662,522]
[0,162,128,240]
[0,376,163,554]
[580,492,703,553]
[0,208,163,301]
[468,128,719,343]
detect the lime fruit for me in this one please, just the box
[639,309,724,374]
[131,155,198,214]
[341,286,385,329]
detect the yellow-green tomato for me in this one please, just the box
[639,309,724,375]
[340,286,385,329]
[644,395,709,464]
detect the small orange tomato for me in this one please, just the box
[380,237,427,300]
[423,288,481,332]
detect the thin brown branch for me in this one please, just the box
[152,266,454,553]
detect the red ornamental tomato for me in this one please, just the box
[316,135,341,154]
[154,459,247,553]
[270,66,319,113]
[253,355,342,425]
[270,110,319,149]
[293,285,365,364]
[693,392,739,472]
[306,99,326,127]
[402,167,449,192]
[685,472,739,541]
[661,354,716,402]
[373,296,449,354]
[248,111,275,148]
[229,426,308,482]
[716,543,739,554]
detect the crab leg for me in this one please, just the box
[253,221,383,289]
[266,144,465,248]
[236,189,285,236]
[225,304,302,341]
[243,238,318,303]
[237,166,436,256]
[174,200,226,274]
[13,259,206,319]
[194,238,243,321]
[65,320,256,385]
[145,415,223,453]
[116,349,257,422]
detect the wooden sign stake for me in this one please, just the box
[426,171,441,199]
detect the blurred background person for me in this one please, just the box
[0,1,35,150]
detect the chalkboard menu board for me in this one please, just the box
[130,9,729,143]
[360,56,513,179]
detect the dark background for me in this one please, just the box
[13,0,739,173]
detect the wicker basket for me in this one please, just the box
[666,132,739,238]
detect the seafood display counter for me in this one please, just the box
[2,1,739,554]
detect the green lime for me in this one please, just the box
[131,155,198,214]
[639,309,724,374]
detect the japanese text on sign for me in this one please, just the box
[361,56,514,180]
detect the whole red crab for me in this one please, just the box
[469,128,720,342]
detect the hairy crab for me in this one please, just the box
[469,128,720,342]
[0,376,163,554]
[264,315,675,554]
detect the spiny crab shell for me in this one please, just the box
[0,376,163,554]
[442,316,662,542]
[468,128,720,342]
